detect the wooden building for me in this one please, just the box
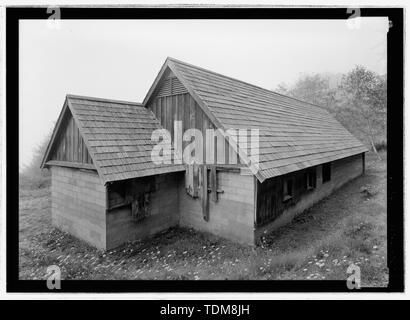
[41,57,367,249]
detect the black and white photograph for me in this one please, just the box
[1,2,405,303]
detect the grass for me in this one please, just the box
[19,151,388,286]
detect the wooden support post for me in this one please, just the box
[202,164,209,221]
[193,163,199,197]
[254,176,258,228]
[210,165,217,202]
[362,152,366,175]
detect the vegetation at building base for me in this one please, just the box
[19,151,387,286]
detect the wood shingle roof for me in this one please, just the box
[162,57,368,182]
[45,95,185,184]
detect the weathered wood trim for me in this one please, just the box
[254,176,258,228]
[40,99,70,168]
[202,165,209,221]
[66,94,141,106]
[141,60,171,106]
[107,202,131,212]
[210,165,217,202]
[362,152,366,175]
[46,160,96,171]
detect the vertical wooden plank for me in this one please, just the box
[70,118,74,162]
[164,97,168,131]
[189,95,196,130]
[210,165,217,202]
[228,142,237,165]
[152,99,157,117]
[362,152,365,174]
[183,94,189,150]
[67,118,72,162]
[78,128,83,163]
[202,113,208,163]
[55,133,61,160]
[193,163,199,198]
[178,94,183,123]
[63,121,68,161]
[156,98,162,125]
[216,130,225,165]
[161,97,166,128]
[73,120,78,162]
[82,137,87,163]
[170,95,175,141]
[202,165,209,221]
[183,94,189,130]
[254,177,258,226]
[72,117,75,161]
[224,139,229,165]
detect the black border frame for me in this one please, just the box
[6,6,404,293]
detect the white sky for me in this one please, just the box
[19,18,388,169]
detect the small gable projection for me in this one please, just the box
[49,108,93,165]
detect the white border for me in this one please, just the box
[0,0,407,300]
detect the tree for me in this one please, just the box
[20,128,53,189]
[337,66,386,158]
[274,67,387,156]
[274,74,336,109]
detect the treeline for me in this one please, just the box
[275,66,387,155]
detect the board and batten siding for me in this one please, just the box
[49,109,93,165]
[50,166,106,249]
[255,153,365,240]
[146,68,240,166]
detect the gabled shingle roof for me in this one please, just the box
[159,57,368,182]
[44,95,185,184]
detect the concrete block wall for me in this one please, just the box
[179,170,255,245]
[255,153,364,239]
[50,153,363,249]
[105,172,180,249]
[51,166,107,249]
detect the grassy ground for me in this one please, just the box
[19,152,387,286]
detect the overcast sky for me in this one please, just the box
[19,18,388,169]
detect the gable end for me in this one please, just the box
[42,101,95,169]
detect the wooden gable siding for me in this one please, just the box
[50,110,93,165]
[256,166,315,226]
[146,69,239,165]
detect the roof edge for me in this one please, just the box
[141,58,173,107]
[67,94,142,106]
[40,97,70,169]
[165,57,328,111]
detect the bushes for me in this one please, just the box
[374,141,387,152]
[20,130,52,190]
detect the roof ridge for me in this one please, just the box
[67,94,142,106]
[166,57,327,111]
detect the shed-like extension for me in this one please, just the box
[41,95,185,249]
[42,58,367,249]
